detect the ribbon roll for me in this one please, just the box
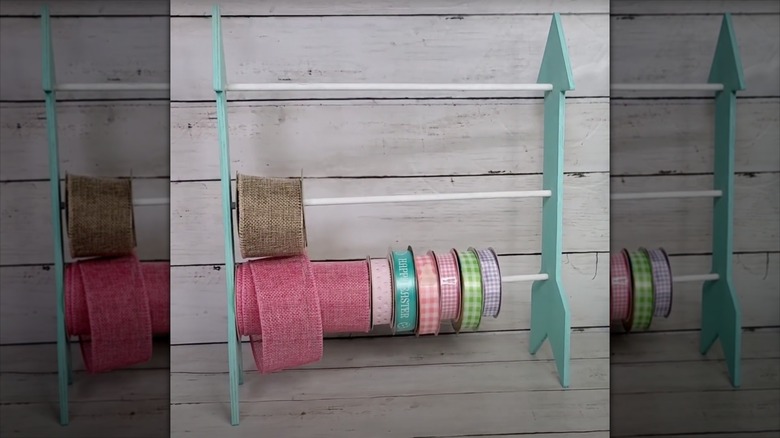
[65,254,151,373]
[472,247,502,318]
[414,251,441,335]
[433,250,461,321]
[610,250,632,323]
[236,255,323,373]
[453,249,483,332]
[369,258,393,326]
[626,249,654,332]
[236,174,306,258]
[312,260,371,333]
[66,174,136,258]
[389,247,417,333]
[646,248,673,318]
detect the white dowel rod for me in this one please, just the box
[673,273,720,283]
[226,83,554,92]
[611,83,724,91]
[133,198,169,206]
[611,190,722,201]
[502,274,549,283]
[56,83,170,92]
[303,190,551,207]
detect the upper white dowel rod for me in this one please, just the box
[673,273,719,283]
[611,83,724,91]
[55,83,170,92]
[133,197,170,206]
[502,273,549,283]
[226,83,554,92]
[611,190,722,201]
[303,190,552,207]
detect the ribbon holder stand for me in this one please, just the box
[211,5,574,425]
[40,5,170,425]
[611,14,744,387]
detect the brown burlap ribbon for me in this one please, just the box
[66,174,136,258]
[236,174,307,258]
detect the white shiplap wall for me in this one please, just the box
[0,2,169,437]
[609,1,780,437]
[169,1,610,436]
[0,2,171,344]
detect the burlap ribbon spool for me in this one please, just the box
[236,174,307,258]
[66,174,136,258]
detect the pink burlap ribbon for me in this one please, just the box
[65,254,170,373]
[236,255,372,373]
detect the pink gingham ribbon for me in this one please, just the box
[610,250,632,322]
[433,250,460,321]
[414,252,441,335]
[646,248,673,318]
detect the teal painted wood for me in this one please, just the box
[41,5,71,426]
[211,5,243,426]
[702,14,744,388]
[531,13,573,388]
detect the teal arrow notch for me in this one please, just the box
[530,12,574,388]
[702,13,745,388]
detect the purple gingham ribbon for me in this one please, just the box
[646,248,673,318]
[472,247,502,318]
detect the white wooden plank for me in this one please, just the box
[611,99,780,175]
[172,0,609,16]
[611,330,780,436]
[610,173,780,254]
[170,14,609,100]
[0,400,168,438]
[0,17,169,101]
[0,102,169,180]
[172,358,608,404]
[611,387,780,436]
[169,253,607,344]
[1,368,169,403]
[170,99,609,180]
[0,0,168,16]
[611,329,780,363]
[0,179,169,266]
[612,358,780,393]
[611,15,780,97]
[170,174,609,265]
[612,0,780,15]
[170,389,609,438]
[0,341,170,372]
[171,330,609,372]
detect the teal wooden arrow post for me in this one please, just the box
[41,5,73,426]
[702,13,744,388]
[530,13,574,388]
[212,5,244,425]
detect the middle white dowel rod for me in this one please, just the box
[673,273,720,283]
[611,190,722,201]
[226,83,554,92]
[611,83,724,91]
[133,197,170,206]
[56,83,170,92]
[502,274,549,283]
[303,190,551,207]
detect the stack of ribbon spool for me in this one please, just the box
[64,174,169,373]
[235,174,504,373]
[610,247,673,331]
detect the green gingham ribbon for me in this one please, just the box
[626,249,654,331]
[453,249,483,332]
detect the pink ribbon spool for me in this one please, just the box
[236,255,324,373]
[65,254,154,373]
[312,260,371,334]
[610,250,632,323]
